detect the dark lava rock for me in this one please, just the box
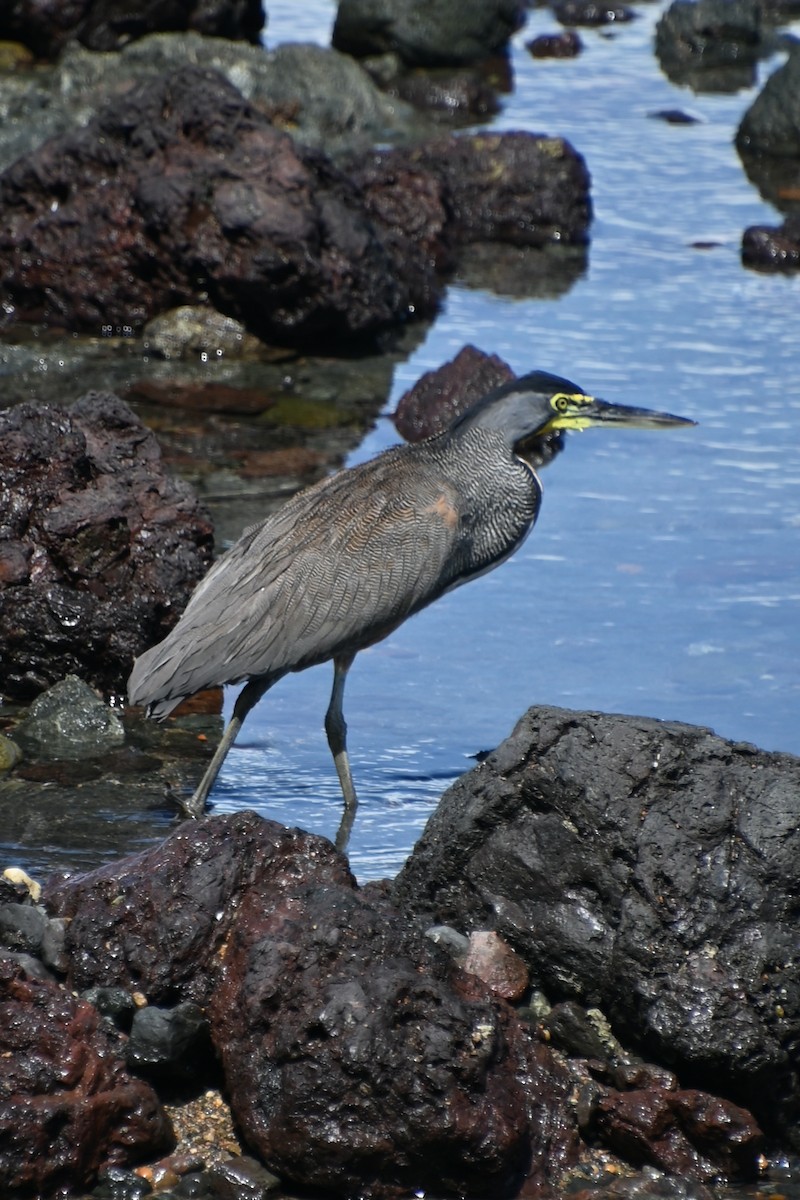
[209,875,578,1200]
[392,344,516,440]
[391,345,565,468]
[0,954,172,1195]
[655,0,761,91]
[332,0,525,67]
[391,705,800,1146]
[594,1087,761,1181]
[0,0,264,59]
[527,30,584,57]
[44,811,356,1007]
[0,392,212,702]
[0,65,436,342]
[736,47,800,211]
[44,811,584,1198]
[741,214,800,270]
[374,129,592,247]
[553,0,635,27]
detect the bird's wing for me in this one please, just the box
[128,446,470,710]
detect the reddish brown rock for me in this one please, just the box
[595,1087,762,1181]
[0,955,173,1195]
[460,930,530,1002]
[45,811,354,1006]
[392,344,515,441]
[359,130,592,250]
[0,66,442,343]
[0,392,212,702]
[210,876,578,1199]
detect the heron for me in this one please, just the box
[128,370,694,848]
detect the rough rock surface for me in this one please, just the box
[45,811,354,1007]
[368,130,592,248]
[0,954,173,1195]
[392,344,516,441]
[0,0,264,58]
[0,66,436,341]
[45,811,580,1198]
[332,0,525,67]
[0,392,212,702]
[210,877,577,1199]
[22,806,767,1195]
[391,705,800,1145]
[0,34,417,177]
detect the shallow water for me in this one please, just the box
[206,1,800,880]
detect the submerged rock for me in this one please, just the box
[391,705,800,1147]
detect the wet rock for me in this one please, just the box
[14,675,125,760]
[0,65,437,342]
[127,1001,210,1082]
[459,929,530,1001]
[143,307,265,362]
[553,0,635,27]
[655,0,761,92]
[391,705,800,1146]
[736,47,800,210]
[649,108,701,123]
[391,344,565,468]
[0,900,47,954]
[45,810,583,1198]
[527,30,584,57]
[0,954,173,1195]
[44,811,355,1006]
[594,1088,762,1181]
[206,1156,282,1196]
[209,875,578,1199]
[0,733,21,771]
[741,215,800,270]
[0,393,212,702]
[0,0,264,59]
[389,62,505,121]
[332,0,525,67]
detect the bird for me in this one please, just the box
[128,369,694,849]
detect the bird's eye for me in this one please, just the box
[553,394,570,413]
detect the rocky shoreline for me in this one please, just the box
[4,703,800,1198]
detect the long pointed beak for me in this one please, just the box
[585,398,696,429]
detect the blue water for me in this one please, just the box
[210,1,800,879]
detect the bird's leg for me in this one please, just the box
[325,651,358,853]
[180,677,272,819]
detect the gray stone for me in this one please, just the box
[14,676,125,760]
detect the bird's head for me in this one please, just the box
[453,370,696,455]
